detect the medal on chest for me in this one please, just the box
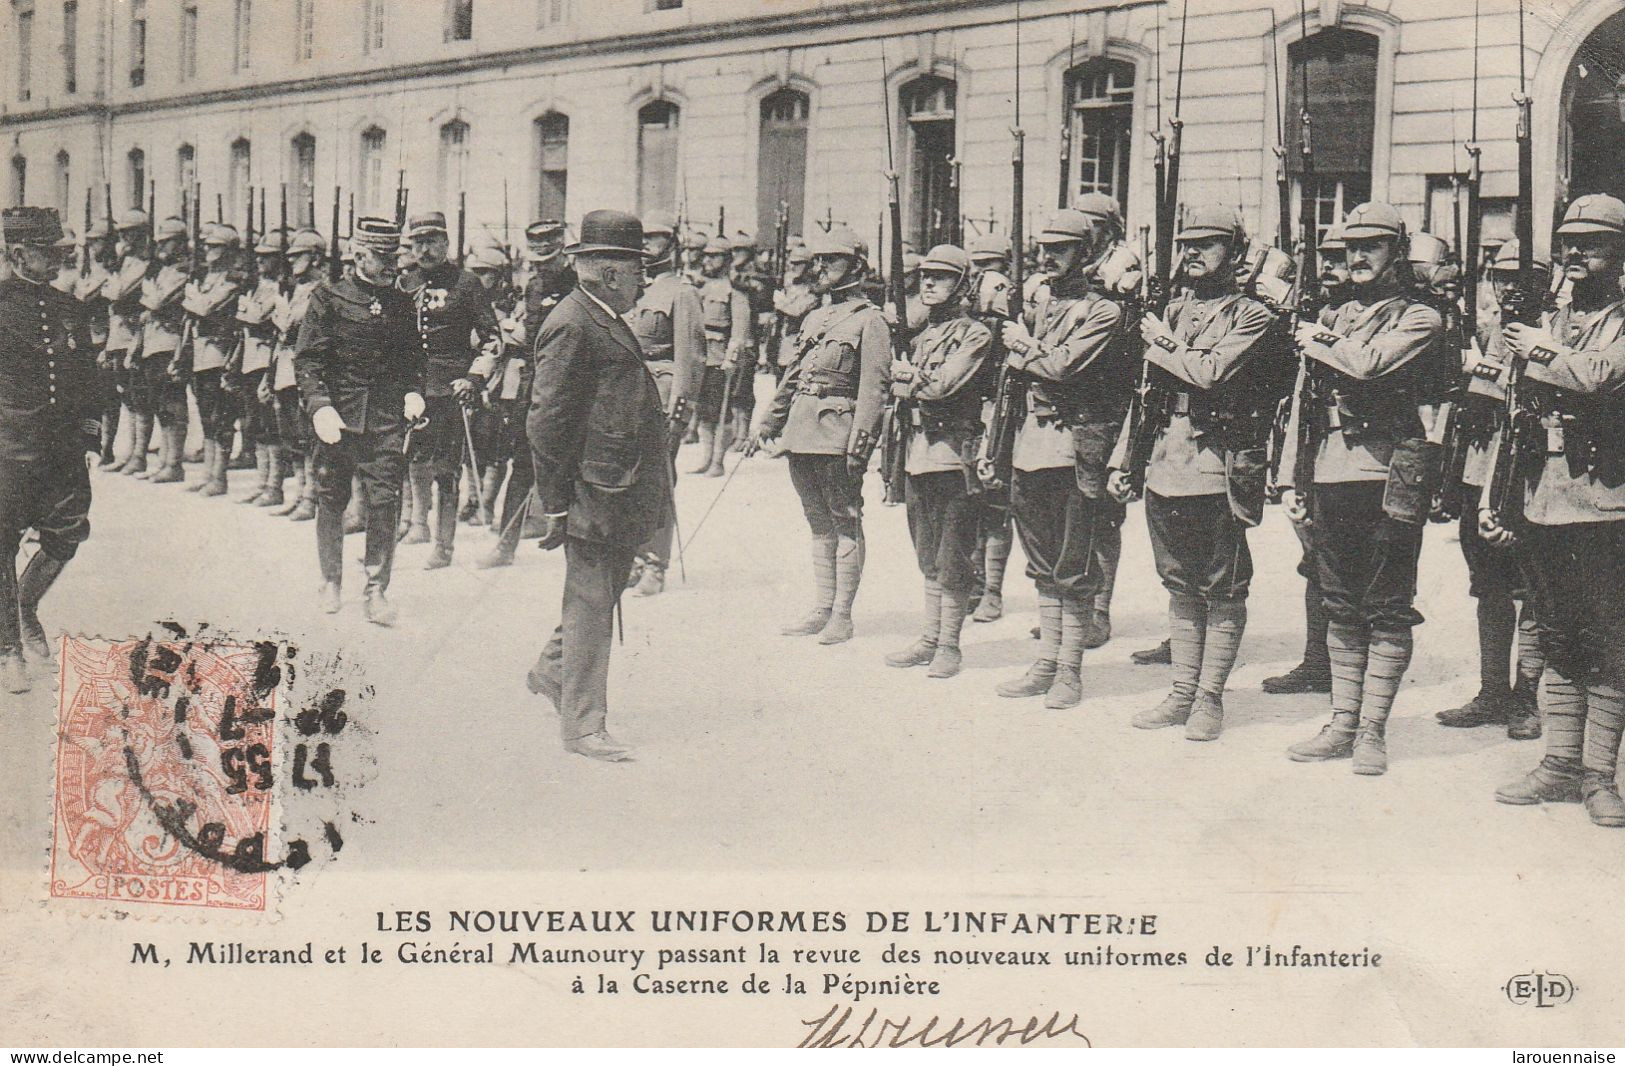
[424,288,449,312]
[369,298,383,317]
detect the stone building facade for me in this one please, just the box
[4,0,1622,260]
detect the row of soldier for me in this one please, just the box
[5,188,1625,797]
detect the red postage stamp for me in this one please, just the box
[50,635,282,912]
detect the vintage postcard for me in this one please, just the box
[3,0,1623,1049]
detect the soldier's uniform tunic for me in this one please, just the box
[104,248,152,473]
[294,270,424,599]
[182,265,244,453]
[697,273,753,425]
[74,258,117,463]
[235,271,283,499]
[271,270,321,518]
[138,247,191,472]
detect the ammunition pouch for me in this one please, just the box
[795,376,858,401]
[1071,420,1116,499]
[1382,437,1441,525]
[1226,445,1269,527]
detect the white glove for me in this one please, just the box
[403,391,426,422]
[312,405,347,445]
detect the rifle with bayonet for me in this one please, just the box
[81,186,92,277]
[328,185,343,283]
[879,42,912,506]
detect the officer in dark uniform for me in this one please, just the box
[0,207,99,694]
[525,210,676,762]
[294,217,425,625]
[1487,193,1625,827]
[883,244,993,680]
[1279,202,1445,775]
[622,209,704,594]
[1106,204,1283,740]
[404,210,499,569]
[751,224,890,645]
[994,208,1133,710]
[181,224,245,497]
[104,211,152,475]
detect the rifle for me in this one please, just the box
[1485,0,1537,540]
[328,185,342,283]
[1270,19,1292,251]
[502,178,513,291]
[146,180,156,258]
[976,1,1026,494]
[717,206,726,241]
[878,40,911,506]
[1057,14,1076,210]
[278,184,290,290]
[456,190,467,269]
[1120,0,1188,496]
[81,186,92,277]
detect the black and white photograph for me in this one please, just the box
[3,0,1625,1050]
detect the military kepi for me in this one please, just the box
[2,206,65,246]
[566,210,644,257]
[406,211,449,240]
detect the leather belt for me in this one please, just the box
[795,379,857,399]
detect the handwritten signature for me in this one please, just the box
[797,1004,1091,1048]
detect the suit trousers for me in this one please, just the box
[540,537,638,742]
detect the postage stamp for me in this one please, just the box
[48,631,363,913]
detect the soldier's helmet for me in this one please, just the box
[1177,203,1245,244]
[1340,202,1406,241]
[86,219,112,242]
[902,250,922,275]
[286,229,325,256]
[1487,238,1552,281]
[702,236,732,256]
[1556,193,1625,237]
[204,223,241,248]
[115,209,149,234]
[467,245,507,272]
[968,234,1009,263]
[733,230,760,251]
[643,210,678,238]
[1318,223,1347,253]
[54,224,77,250]
[920,244,972,278]
[805,224,865,260]
[155,216,189,242]
[254,229,286,256]
[786,244,812,265]
[680,228,708,251]
[1408,232,1451,268]
[1035,209,1098,246]
[1074,192,1124,233]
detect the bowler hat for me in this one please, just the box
[566,210,645,257]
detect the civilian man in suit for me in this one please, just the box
[525,210,677,763]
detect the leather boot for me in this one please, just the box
[401,471,432,543]
[135,416,161,479]
[1505,684,1542,741]
[1436,689,1512,728]
[1044,665,1084,710]
[997,659,1057,698]
[0,648,28,695]
[186,439,213,491]
[316,500,345,596]
[99,408,121,466]
[886,639,937,668]
[1495,760,1582,805]
[424,482,457,569]
[148,423,185,482]
[1131,638,1173,666]
[926,586,968,679]
[706,420,731,477]
[1187,599,1242,741]
[117,413,152,475]
[1135,595,1204,728]
[817,534,863,645]
[201,438,230,496]
[1352,721,1388,776]
[782,535,837,636]
[258,445,286,507]
[689,424,716,474]
[1288,714,1358,761]
[633,557,665,597]
[17,551,66,662]
[363,502,400,626]
[1581,772,1625,828]
[288,455,318,520]
[1000,593,1061,697]
[238,445,271,503]
[1184,692,1225,742]
[0,562,28,694]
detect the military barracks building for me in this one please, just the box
[3,0,1623,261]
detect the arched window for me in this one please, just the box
[1062,58,1134,214]
[127,148,145,211]
[55,150,70,216]
[637,100,679,217]
[534,112,569,222]
[1286,27,1378,248]
[229,139,252,224]
[359,126,387,217]
[899,75,957,247]
[291,133,316,226]
[438,120,470,211]
[759,88,809,239]
[1561,8,1625,208]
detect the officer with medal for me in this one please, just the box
[403,211,500,569]
[293,217,425,625]
[103,211,153,475]
[1487,193,1625,827]
[622,209,705,595]
[750,224,890,645]
[137,216,192,484]
[1278,201,1445,775]
[267,228,326,521]
[0,207,100,694]
[882,244,994,680]
[1106,204,1283,741]
[994,208,1133,710]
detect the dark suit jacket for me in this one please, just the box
[527,287,673,546]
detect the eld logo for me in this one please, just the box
[1505,972,1575,1008]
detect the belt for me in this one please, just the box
[795,379,857,399]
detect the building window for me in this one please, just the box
[1286,27,1378,248]
[176,145,195,216]
[359,126,386,216]
[129,0,146,86]
[16,5,34,103]
[292,133,316,226]
[127,148,144,211]
[534,112,568,221]
[9,156,24,208]
[54,150,70,215]
[63,1,78,94]
[232,0,251,71]
[444,0,472,42]
[900,75,958,248]
[179,3,198,81]
[758,88,809,240]
[438,120,470,209]
[229,139,251,224]
[538,0,567,27]
[363,0,385,54]
[637,100,679,217]
[294,0,314,62]
[1063,58,1134,214]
